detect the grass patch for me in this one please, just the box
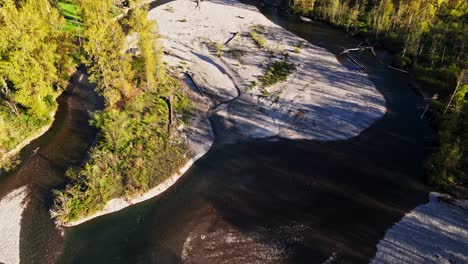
[249,31,267,48]
[249,25,267,48]
[164,5,175,13]
[0,103,56,172]
[248,80,258,91]
[215,42,224,57]
[225,48,246,59]
[58,1,84,33]
[261,59,296,87]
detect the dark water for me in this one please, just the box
[3,2,432,264]
[0,71,102,263]
[56,4,432,264]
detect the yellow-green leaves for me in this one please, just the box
[0,0,68,117]
[81,0,134,107]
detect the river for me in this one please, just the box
[1,1,432,263]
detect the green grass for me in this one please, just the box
[249,31,266,48]
[261,59,296,87]
[58,1,84,33]
[215,42,224,56]
[164,5,175,13]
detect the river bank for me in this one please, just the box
[0,98,59,173]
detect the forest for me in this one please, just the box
[291,0,468,195]
[0,0,76,170]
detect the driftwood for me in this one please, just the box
[185,72,205,97]
[161,96,173,134]
[444,71,466,115]
[339,42,376,56]
[387,65,408,74]
[224,32,239,46]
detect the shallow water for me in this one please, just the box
[2,2,432,264]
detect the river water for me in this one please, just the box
[1,2,432,264]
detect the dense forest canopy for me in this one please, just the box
[291,0,468,194]
[0,0,75,167]
[291,0,467,71]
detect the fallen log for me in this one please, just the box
[160,96,173,134]
[387,65,409,74]
[340,42,376,56]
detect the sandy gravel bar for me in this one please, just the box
[371,193,468,264]
[153,0,386,141]
[0,186,29,264]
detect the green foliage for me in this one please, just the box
[81,0,134,107]
[261,59,296,87]
[428,83,468,190]
[164,5,175,13]
[0,0,76,159]
[51,80,192,225]
[248,80,258,91]
[249,26,267,48]
[126,0,162,90]
[215,42,224,56]
[51,0,194,224]
[58,0,84,33]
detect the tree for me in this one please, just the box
[126,0,162,90]
[80,0,134,107]
[0,0,72,118]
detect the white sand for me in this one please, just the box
[0,186,29,264]
[153,0,386,141]
[370,192,468,264]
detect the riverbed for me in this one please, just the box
[0,1,439,263]
[57,2,434,264]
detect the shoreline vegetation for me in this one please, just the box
[287,0,468,196]
[49,0,215,226]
